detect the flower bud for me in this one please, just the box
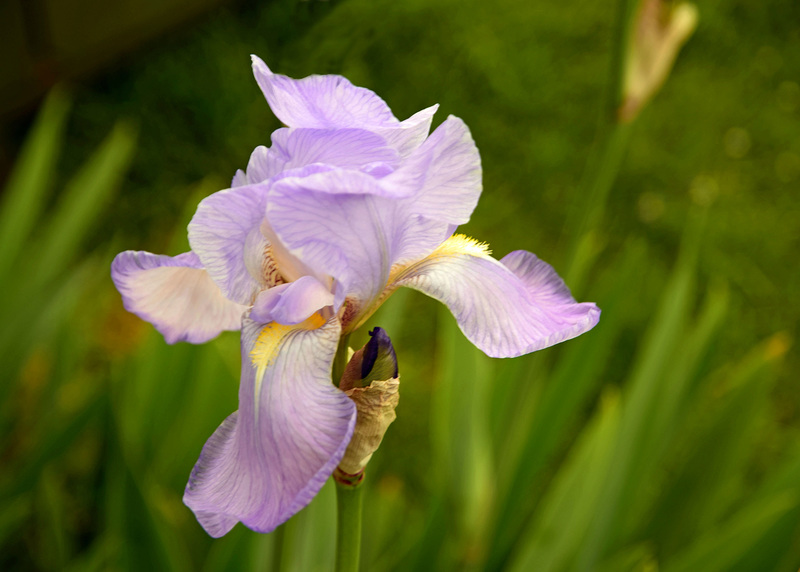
[340,327,398,391]
[336,328,400,481]
[620,0,698,122]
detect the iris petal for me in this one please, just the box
[392,235,601,357]
[252,55,394,128]
[251,276,335,325]
[265,115,483,320]
[183,316,356,537]
[384,115,482,226]
[188,185,270,304]
[235,128,400,186]
[376,104,439,158]
[251,56,437,156]
[111,250,246,344]
[270,128,399,175]
[267,171,426,313]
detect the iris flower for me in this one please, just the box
[111,56,600,537]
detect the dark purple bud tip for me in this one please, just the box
[361,327,398,383]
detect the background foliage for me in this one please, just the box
[1,0,798,570]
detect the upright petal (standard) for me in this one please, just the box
[251,55,438,156]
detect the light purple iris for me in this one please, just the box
[111,56,600,537]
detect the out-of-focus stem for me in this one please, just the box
[565,121,633,292]
[565,0,697,294]
[564,0,635,293]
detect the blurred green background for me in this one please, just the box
[1,0,798,570]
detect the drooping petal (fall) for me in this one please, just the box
[392,236,601,358]
[188,185,270,304]
[183,316,356,537]
[251,56,438,157]
[111,250,246,344]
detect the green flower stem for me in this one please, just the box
[331,335,363,572]
[334,473,364,572]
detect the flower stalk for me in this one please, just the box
[330,335,364,572]
[565,0,697,292]
[334,475,363,572]
[332,328,401,572]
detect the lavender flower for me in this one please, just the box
[111,56,600,537]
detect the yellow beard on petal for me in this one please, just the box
[346,234,492,333]
[426,233,492,260]
[388,234,492,287]
[251,313,326,369]
[250,313,327,419]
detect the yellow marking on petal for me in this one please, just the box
[427,234,492,259]
[251,313,326,369]
[249,313,326,420]
[388,234,492,285]
[346,234,493,334]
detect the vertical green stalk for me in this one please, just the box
[331,336,363,572]
[564,122,633,291]
[334,477,364,572]
[563,0,635,293]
